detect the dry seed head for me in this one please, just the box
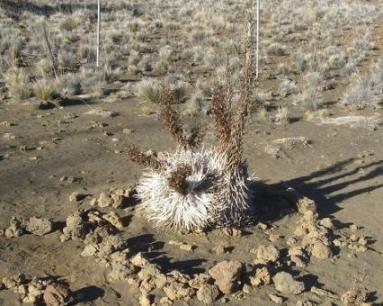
[212,86,232,153]
[127,144,162,171]
[159,88,188,149]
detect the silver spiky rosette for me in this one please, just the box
[135,149,254,232]
[128,12,256,232]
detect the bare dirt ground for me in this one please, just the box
[0,0,383,305]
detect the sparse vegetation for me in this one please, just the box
[0,0,382,305]
[33,79,56,101]
[3,67,31,100]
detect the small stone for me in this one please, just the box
[103,211,124,230]
[296,197,317,215]
[269,293,283,304]
[123,128,134,134]
[310,286,337,299]
[249,267,271,287]
[273,272,304,295]
[268,233,281,242]
[197,284,220,304]
[358,237,367,246]
[341,288,368,305]
[221,227,242,237]
[163,282,195,301]
[209,260,244,294]
[212,245,226,255]
[159,296,172,305]
[111,193,125,208]
[69,192,86,202]
[256,222,268,230]
[3,133,16,140]
[4,217,25,238]
[252,245,280,264]
[242,284,252,294]
[97,192,114,208]
[179,243,194,252]
[287,237,298,246]
[311,242,332,259]
[290,255,307,268]
[81,244,98,257]
[2,276,18,289]
[131,253,150,268]
[349,224,358,231]
[26,217,53,236]
[139,294,151,306]
[43,283,74,306]
[319,218,334,229]
[333,239,346,247]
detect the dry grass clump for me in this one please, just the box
[267,43,288,56]
[299,72,323,111]
[136,79,192,105]
[136,79,163,104]
[274,106,289,125]
[3,67,31,100]
[153,60,169,76]
[341,60,383,109]
[60,16,79,32]
[33,79,56,101]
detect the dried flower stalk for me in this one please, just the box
[227,12,255,172]
[187,124,205,149]
[160,88,188,149]
[127,144,162,171]
[212,86,232,153]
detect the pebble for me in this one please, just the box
[252,244,280,264]
[139,294,151,306]
[43,282,74,306]
[197,284,220,304]
[3,216,25,238]
[310,286,338,299]
[69,192,87,202]
[311,241,332,259]
[273,272,305,295]
[209,260,244,294]
[249,267,271,287]
[26,217,53,236]
[269,293,284,304]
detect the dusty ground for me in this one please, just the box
[1,88,383,306]
[0,0,383,305]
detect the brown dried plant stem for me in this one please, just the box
[187,125,205,149]
[227,16,255,173]
[212,88,231,153]
[160,89,188,149]
[127,144,162,171]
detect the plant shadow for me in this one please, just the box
[253,158,383,222]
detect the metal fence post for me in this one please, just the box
[96,0,100,68]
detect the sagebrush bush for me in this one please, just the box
[341,72,380,109]
[299,72,322,111]
[60,16,79,32]
[136,79,163,104]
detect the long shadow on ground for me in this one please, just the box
[255,158,383,222]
